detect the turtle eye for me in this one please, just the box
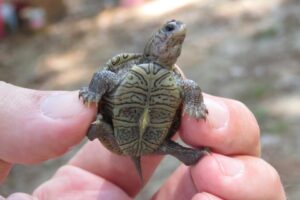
[164,23,176,32]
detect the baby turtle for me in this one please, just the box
[79,20,209,182]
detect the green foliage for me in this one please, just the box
[238,82,271,103]
[253,106,289,135]
[252,26,279,40]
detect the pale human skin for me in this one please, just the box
[0,82,286,200]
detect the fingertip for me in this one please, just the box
[180,95,231,154]
[38,91,96,157]
[0,85,96,164]
[226,98,261,155]
[180,114,208,147]
[191,153,245,193]
[180,94,260,156]
[180,94,230,144]
[40,91,96,119]
[191,154,285,200]
[31,91,96,163]
[30,91,96,163]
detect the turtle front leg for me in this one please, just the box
[179,79,208,120]
[79,70,118,106]
[155,140,209,165]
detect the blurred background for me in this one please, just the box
[0,0,300,199]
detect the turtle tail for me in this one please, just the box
[131,156,144,184]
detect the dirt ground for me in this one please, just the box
[1,0,300,199]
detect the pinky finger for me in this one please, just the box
[192,193,223,200]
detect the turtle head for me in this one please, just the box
[143,20,186,69]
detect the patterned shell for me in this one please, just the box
[108,63,182,156]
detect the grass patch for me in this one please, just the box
[269,120,289,133]
[253,106,268,124]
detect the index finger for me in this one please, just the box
[180,94,260,156]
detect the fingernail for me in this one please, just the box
[214,155,244,177]
[205,98,229,129]
[41,92,85,119]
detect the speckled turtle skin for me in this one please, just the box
[79,20,209,181]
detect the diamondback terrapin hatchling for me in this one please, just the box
[79,20,209,181]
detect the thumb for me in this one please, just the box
[0,82,95,165]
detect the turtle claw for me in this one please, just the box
[79,87,101,106]
[184,102,208,121]
[91,114,103,125]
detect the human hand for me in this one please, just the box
[154,95,286,200]
[0,82,285,200]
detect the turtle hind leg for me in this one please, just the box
[155,140,209,165]
[131,156,144,184]
[87,114,122,155]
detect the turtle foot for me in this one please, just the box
[79,87,101,107]
[184,102,208,121]
[176,146,210,166]
[156,140,209,166]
